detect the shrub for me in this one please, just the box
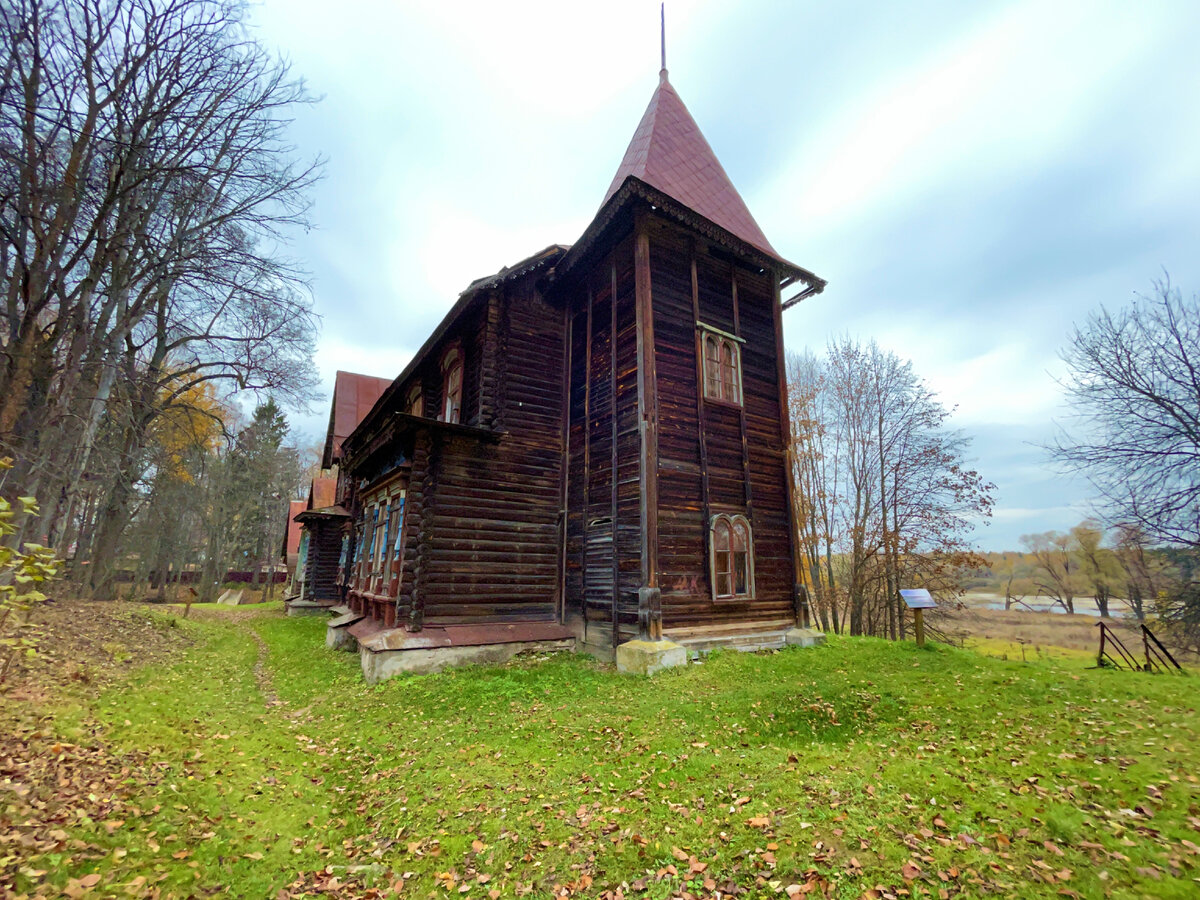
[0,459,61,683]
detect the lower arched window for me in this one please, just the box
[711,514,753,599]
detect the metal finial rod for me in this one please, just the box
[660,3,666,74]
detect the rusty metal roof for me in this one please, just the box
[323,371,393,468]
[283,499,306,558]
[603,72,779,261]
[309,475,338,511]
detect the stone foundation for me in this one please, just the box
[615,639,687,675]
[286,598,336,618]
[326,610,364,652]
[784,627,826,648]
[360,638,574,683]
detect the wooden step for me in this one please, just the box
[672,628,791,656]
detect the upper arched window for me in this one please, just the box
[439,347,463,424]
[405,382,423,418]
[701,328,742,405]
[711,514,753,599]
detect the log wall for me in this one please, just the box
[421,286,565,625]
[302,518,345,604]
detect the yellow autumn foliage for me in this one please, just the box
[149,379,229,482]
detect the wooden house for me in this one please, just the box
[287,371,391,616]
[281,499,306,590]
[327,69,826,679]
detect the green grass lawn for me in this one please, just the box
[8,605,1200,899]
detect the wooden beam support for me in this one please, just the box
[734,271,753,521]
[409,428,436,632]
[610,262,620,647]
[634,211,660,592]
[479,291,501,427]
[635,212,662,642]
[772,275,807,628]
[556,301,572,624]
[691,247,711,578]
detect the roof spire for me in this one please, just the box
[659,3,667,82]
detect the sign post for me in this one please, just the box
[899,589,937,647]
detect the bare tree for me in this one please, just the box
[1112,523,1169,622]
[0,0,321,590]
[1071,519,1122,618]
[1052,278,1200,548]
[789,340,994,638]
[1020,530,1077,614]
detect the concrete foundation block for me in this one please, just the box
[326,624,359,652]
[784,627,827,648]
[615,639,687,675]
[286,599,334,618]
[216,589,243,606]
[360,639,574,684]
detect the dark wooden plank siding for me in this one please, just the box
[648,220,794,630]
[738,271,793,607]
[584,280,615,640]
[302,519,344,603]
[564,309,588,618]
[649,235,706,597]
[562,235,642,647]
[613,248,641,642]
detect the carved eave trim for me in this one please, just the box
[556,176,827,296]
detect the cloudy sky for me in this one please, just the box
[250,0,1200,550]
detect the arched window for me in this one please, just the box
[704,334,721,398]
[440,348,463,424]
[721,341,740,403]
[406,382,423,418]
[700,329,742,405]
[710,514,753,599]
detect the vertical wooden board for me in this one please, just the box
[613,243,642,642]
[582,281,615,624]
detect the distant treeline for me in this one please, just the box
[960,523,1198,624]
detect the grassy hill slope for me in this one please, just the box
[3,603,1198,899]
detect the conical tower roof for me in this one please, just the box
[603,71,779,259]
